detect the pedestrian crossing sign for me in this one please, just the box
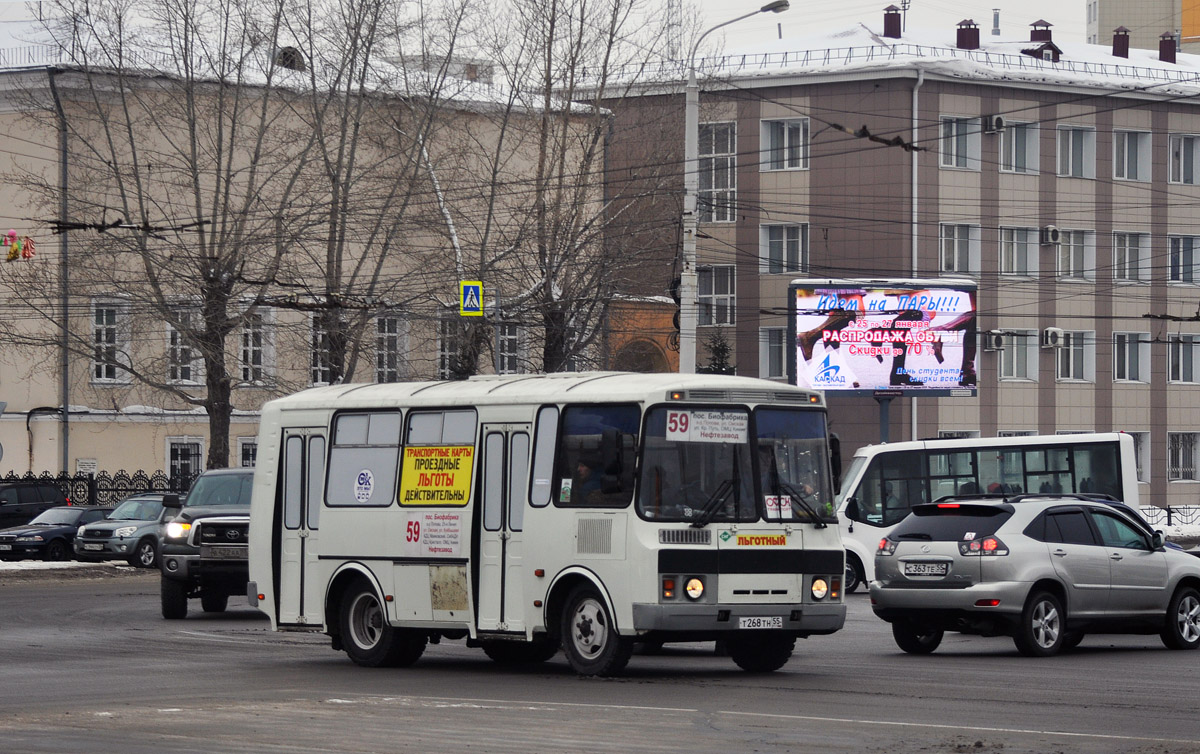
[459,281,483,316]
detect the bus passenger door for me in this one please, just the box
[278,430,326,626]
[477,425,531,633]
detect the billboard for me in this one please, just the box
[789,278,977,397]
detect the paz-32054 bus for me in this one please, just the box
[247,372,846,676]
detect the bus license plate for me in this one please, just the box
[904,562,948,576]
[738,616,783,629]
[204,546,245,559]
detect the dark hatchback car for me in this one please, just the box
[0,505,113,561]
[75,494,168,568]
[0,482,69,529]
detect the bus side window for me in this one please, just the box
[529,406,559,508]
[554,404,639,508]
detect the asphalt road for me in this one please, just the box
[1,567,1198,754]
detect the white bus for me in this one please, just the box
[836,432,1139,592]
[247,372,847,676]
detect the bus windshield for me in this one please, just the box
[636,405,834,524]
[638,406,755,522]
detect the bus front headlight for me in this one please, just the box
[811,578,829,601]
[685,577,705,600]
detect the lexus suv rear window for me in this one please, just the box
[889,504,1013,542]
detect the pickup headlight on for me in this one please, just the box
[164,522,192,540]
[115,526,138,538]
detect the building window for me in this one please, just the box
[238,438,258,468]
[699,122,736,223]
[92,301,130,382]
[1129,431,1150,483]
[939,223,980,275]
[1000,228,1035,275]
[1113,130,1151,181]
[762,118,808,170]
[438,317,461,380]
[1170,134,1199,184]
[1168,432,1198,481]
[496,322,523,375]
[1057,126,1095,178]
[1000,330,1037,380]
[937,430,981,439]
[1170,236,1199,283]
[376,314,405,383]
[940,116,981,170]
[1169,334,1198,383]
[1000,122,1037,173]
[310,316,335,386]
[168,439,203,487]
[1057,331,1094,381]
[1113,332,1150,382]
[166,309,201,384]
[1113,232,1149,282]
[1058,230,1094,280]
[240,310,269,384]
[698,265,735,326]
[761,224,808,274]
[759,327,786,379]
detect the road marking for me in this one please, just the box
[718,710,1192,745]
[176,630,262,644]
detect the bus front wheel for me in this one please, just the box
[560,584,632,676]
[340,579,427,668]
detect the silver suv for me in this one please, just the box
[870,494,1200,656]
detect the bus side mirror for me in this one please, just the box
[844,497,860,522]
[163,494,182,510]
[829,433,842,495]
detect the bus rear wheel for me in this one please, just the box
[560,584,632,676]
[728,633,795,672]
[340,579,427,668]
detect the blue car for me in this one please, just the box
[0,506,113,561]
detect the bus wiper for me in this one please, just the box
[779,482,828,529]
[690,479,734,529]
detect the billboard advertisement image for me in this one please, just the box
[790,279,978,396]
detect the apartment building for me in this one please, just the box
[606,8,1200,507]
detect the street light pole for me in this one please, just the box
[679,0,790,374]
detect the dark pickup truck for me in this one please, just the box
[159,468,254,619]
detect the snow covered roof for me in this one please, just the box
[626,20,1200,101]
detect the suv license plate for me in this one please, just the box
[205,546,245,559]
[738,616,783,629]
[904,562,949,576]
[82,543,103,551]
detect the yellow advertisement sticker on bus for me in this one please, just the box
[736,534,788,547]
[399,446,474,506]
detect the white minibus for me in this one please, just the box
[837,432,1138,592]
[247,372,846,676]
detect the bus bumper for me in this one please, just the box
[630,602,845,636]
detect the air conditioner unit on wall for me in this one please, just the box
[1042,326,1065,348]
[982,331,1005,351]
[983,114,1006,134]
[1040,225,1062,245]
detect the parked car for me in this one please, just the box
[74,494,168,568]
[0,481,69,529]
[159,468,253,618]
[870,494,1200,657]
[0,505,113,561]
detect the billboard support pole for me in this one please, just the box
[876,396,892,444]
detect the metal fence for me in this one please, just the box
[1141,505,1200,528]
[1,470,195,507]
